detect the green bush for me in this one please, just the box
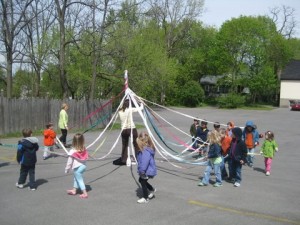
[178,80,204,107]
[217,93,245,108]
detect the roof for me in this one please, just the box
[281,59,300,80]
[200,75,225,84]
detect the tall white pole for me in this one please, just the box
[124,70,128,90]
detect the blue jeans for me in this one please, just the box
[221,156,230,178]
[231,160,242,183]
[246,148,255,166]
[73,164,86,191]
[202,160,222,185]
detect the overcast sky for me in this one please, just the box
[201,0,300,37]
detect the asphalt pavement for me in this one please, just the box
[0,107,299,225]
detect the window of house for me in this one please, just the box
[205,85,210,92]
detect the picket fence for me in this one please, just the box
[0,96,112,135]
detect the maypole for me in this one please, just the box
[124,70,132,166]
[124,70,129,96]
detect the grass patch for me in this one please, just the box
[0,123,145,139]
[240,104,276,110]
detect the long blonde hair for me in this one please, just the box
[207,130,221,145]
[72,133,85,152]
[136,131,155,151]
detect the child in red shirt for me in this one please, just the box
[43,123,57,160]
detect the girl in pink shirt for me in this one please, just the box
[65,133,88,199]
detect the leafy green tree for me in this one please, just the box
[213,16,292,104]
[243,67,278,104]
[12,70,35,98]
[287,38,300,60]
[40,64,62,99]
[175,21,218,83]
[122,22,178,104]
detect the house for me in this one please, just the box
[279,59,300,107]
[200,75,228,96]
[200,75,248,97]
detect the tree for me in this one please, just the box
[287,38,300,60]
[109,18,178,104]
[174,21,218,83]
[23,0,56,97]
[213,16,291,103]
[53,0,93,99]
[269,5,297,39]
[145,0,205,57]
[0,0,34,98]
[12,69,35,98]
[243,66,278,103]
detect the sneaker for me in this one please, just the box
[213,183,223,187]
[234,182,241,187]
[197,182,207,186]
[137,198,149,203]
[16,183,24,189]
[148,189,156,199]
[28,187,36,191]
[266,171,270,176]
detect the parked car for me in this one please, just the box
[289,100,300,111]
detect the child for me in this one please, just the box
[213,122,221,132]
[198,130,223,187]
[229,127,248,187]
[16,128,39,190]
[260,131,278,176]
[65,133,89,199]
[219,128,232,180]
[196,120,209,156]
[189,118,199,149]
[136,131,157,203]
[226,121,235,137]
[43,123,57,160]
[242,121,260,167]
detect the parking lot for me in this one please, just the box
[0,107,300,225]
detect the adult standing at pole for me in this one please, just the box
[113,70,143,165]
[113,99,141,165]
[58,103,70,148]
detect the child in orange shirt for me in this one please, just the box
[242,121,259,167]
[43,123,57,160]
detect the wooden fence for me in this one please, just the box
[0,96,112,136]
